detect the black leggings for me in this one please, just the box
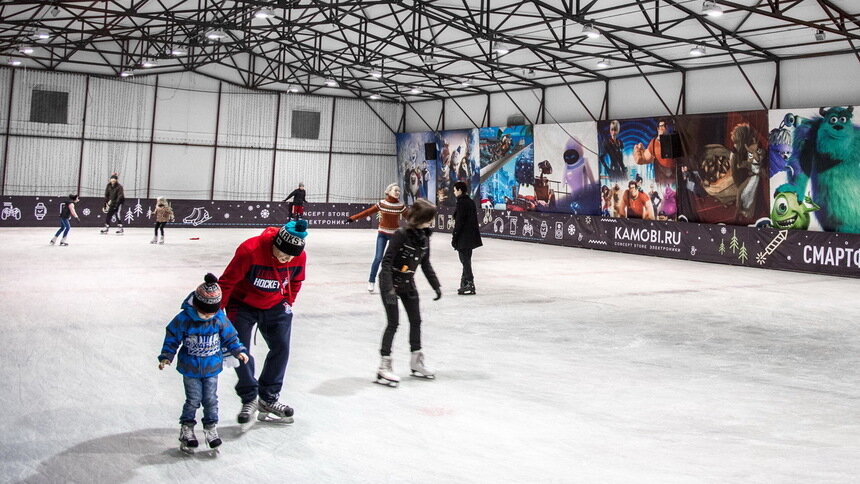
[154,222,166,236]
[380,289,422,356]
[458,248,473,282]
[105,204,122,226]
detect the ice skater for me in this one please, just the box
[345,183,407,293]
[282,182,307,220]
[219,219,308,426]
[451,181,483,295]
[157,273,249,454]
[50,194,80,246]
[100,173,125,234]
[152,197,175,244]
[375,198,442,387]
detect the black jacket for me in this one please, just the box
[452,194,483,251]
[104,182,125,209]
[283,188,306,205]
[379,227,440,294]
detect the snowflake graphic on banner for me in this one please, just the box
[260,209,270,218]
[82,208,91,216]
[584,216,591,224]
[567,224,575,235]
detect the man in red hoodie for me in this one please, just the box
[219,220,308,425]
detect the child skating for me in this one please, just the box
[375,198,441,387]
[50,194,80,246]
[158,273,248,454]
[152,197,175,244]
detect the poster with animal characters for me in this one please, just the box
[436,129,480,207]
[765,106,859,233]
[533,122,601,215]
[596,117,679,220]
[395,132,437,205]
[673,110,769,225]
[478,125,534,211]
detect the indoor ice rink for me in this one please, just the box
[1,1,859,483]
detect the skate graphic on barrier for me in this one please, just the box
[183,207,212,226]
[755,230,788,265]
[1,202,21,221]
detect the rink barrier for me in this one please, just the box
[4,195,858,278]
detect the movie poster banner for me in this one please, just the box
[395,132,437,205]
[533,122,601,215]
[597,116,680,221]
[0,196,372,229]
[675,110,770,226]
[765,106,860,233]
[478,125,535,211]
[435,129,480,207]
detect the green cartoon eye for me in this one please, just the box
[775,199,788,216]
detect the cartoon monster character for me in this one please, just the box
[769,183,820,230]
[791,106,860,232]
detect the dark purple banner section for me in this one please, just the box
[0,196,374,230]
[434,205,860,278]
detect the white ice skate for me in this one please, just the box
[410,350,435,379]
[257,399,295,424]
[116,226,124,235]
[100,225,109,234]
[150,237,158,244]
[159,235,165,244]
[178,424,198,455]
[367,282,375,293]
[203,425,222,455]
[375,356,400,387]
[59,238,68,246]
[237,400,258,432]
[49,237,56,245]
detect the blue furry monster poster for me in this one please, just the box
[766,106,860,233]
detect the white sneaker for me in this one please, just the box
[367,282,375,293]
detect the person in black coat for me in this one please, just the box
[451,181,483,295]
[282,182,307,220]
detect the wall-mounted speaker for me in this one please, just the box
[424,142,438,160]
[659,132,684,159]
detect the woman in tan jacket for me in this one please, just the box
[346,183,407,293]
[153,197,175,244]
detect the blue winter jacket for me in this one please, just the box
[158,293,246,378]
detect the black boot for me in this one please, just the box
[459,280,476,295]
[457,277,469,295]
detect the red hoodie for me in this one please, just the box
[219,227,306,309]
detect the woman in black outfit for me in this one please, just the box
[451,181,483,295]
[375,199,442,387]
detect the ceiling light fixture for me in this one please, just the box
[19,45,34,55]
[288,86,300,93]
[814,28,826,41]
[119,70,135,78]
[324,78,338,87]
[205,29,227,41]
[596,58,610,68]
[409,87,423,95]
[690,45,706,57]
[525,68,536,79]
[581,24,600,39]
[254,7,275,19]
[33,29,51,40]
[369,69,383,79]
[369,93,380,100]
[140,58,157,68]
[460,79,473,87]
[702,1,724,17]
[170,46,187,56]
[7,57,22,67]
[50,5,59,17]
[492,41,511,55]
[422,54,440,65]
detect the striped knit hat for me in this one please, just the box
[193,273,222,313]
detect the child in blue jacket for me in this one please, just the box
[158,273,248,452]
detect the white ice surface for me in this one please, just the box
[0,227,858,484]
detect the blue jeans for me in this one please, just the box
[54,217,71,238]
[180,376,219,426]
[229,301,293,404]
[369,232,391,283]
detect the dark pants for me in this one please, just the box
[228,301,293,404]
[457,248,474,283]
[380,288,422,356]
[105,204,122,226]
[54,217,71,238]
[154,222,166,236]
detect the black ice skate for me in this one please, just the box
[457,281,476,296]
[375,356,400,387]
[257,399,295,423]
[178,424,198,455]
[237,400,258,432]
[203,424,222,453]
[99,225,109,234]
[410,350,435,379]
[116,226,124,235]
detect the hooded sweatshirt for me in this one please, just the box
[219,226,306,309]
[157,293,246,378]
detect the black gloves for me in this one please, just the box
[383,291,397,305]
[433,288,442,300]
[344,217,354,223]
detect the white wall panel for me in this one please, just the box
[273,150,329,202]
[781,54,860,109]
[219,85,277,148]
[149,144,214,199]
[327,153,395,203]
[153,73,218,144]
[404,100,441,133]
[9,70,86,138]
[545,81,606,123]
[331,99,398,155]
[80,140,149,198]
[213,148,272,200]
[86,77,155,142]
[489,88,543,127]
[0,69,11,128]
[687,63,775,115]
[609,72,683,119]
[443,95,487,130]
[278,94,333,152]
[5,137,79,195]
